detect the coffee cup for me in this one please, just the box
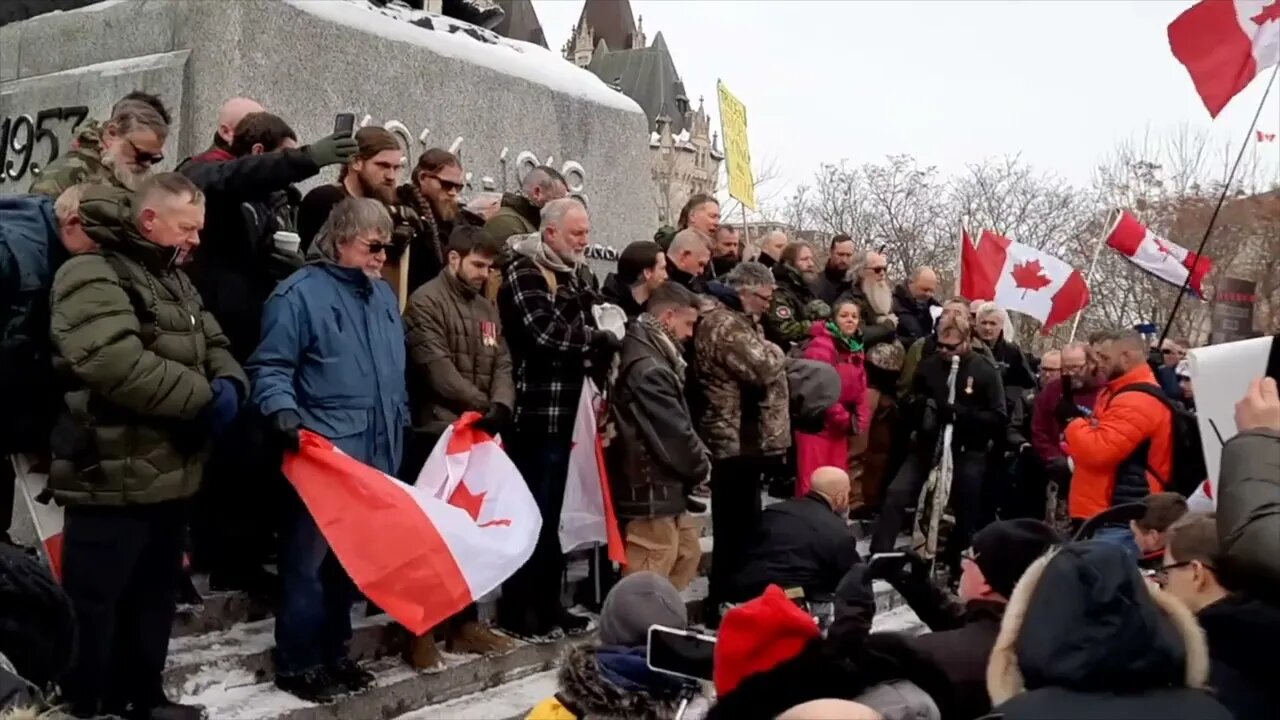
[273,231,301,253]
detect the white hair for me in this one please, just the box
[540,197,585,232]
[313,197,392,260]
[724,261,774,290]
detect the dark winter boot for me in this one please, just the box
[144,701,208,720]
[275,667,344,704]
[326,658,375,693]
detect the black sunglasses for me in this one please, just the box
[938,340,962,351]
[869,266,887,274]
[426,173,465,193]
[128,139,164,167]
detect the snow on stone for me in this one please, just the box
[283,0,642,114]
[398,669,556,720]
[1,51,187,93]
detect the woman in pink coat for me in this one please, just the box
[795,299,871,497]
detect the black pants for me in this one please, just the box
[870,449,989,569]
[61,501,187,716]
[709,456,763,609]
[191,412,280,582]
[496,431,572,635]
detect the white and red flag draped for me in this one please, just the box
[282,416,540,635]
[960,230,1090,333]
[1105,211,1214,297]
[560,378,626,564]
[1168,0,1280,117]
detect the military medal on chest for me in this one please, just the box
[964,376,974,395]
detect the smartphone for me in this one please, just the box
[647,625,715,682]
[870,551,907,562]
[333,113,356,137]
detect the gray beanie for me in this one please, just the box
[598,571,687,647]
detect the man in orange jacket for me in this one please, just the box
[1064,329,1173,555]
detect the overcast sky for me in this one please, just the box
[533,0,1280,201]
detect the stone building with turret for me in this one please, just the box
[563,0,722,225]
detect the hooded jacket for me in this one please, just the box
[1195,593,1280,720]
[527,644,708,720]
[47,186,246,506]
[693,283,790,459]
[247,239,408,476]
[598,273,646,320]
[0,195,70,454]
[28,123,123,199]
[1217,429,1280,601]
[1064,363,1173,519]
[763,263,824,353]
[985,541,1231,720]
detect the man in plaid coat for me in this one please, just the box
[496,198,621,639]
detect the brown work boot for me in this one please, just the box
[404,633,444,670]
[446,620,516,655]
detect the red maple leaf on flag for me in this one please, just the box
[1010,259,1053,299]
[449,481,512,528]
[1252,0,1280,25]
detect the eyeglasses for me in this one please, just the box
[1161,348,1178,355]
[1152,559,1211,586]
[752,290,775,303]
[361,240,396,255]
[869,266,887,275]
[938,340,962,351]
[127,139,164,167]
[426,173,465,193]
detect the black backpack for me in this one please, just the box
[1111,383,1207,497]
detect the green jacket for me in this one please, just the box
[29,122,122,199]
[480,192,540,247]
[48,186,246,506]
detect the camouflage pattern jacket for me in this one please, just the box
[764,262,829,354]
[694,292,791,460]
[29,122,124,199]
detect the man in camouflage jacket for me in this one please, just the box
[693,261,790,618]
[30,95,168,198]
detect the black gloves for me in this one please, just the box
[589,329,622,353]
[270,409,303,452]
[472,404,511,437]
[302,132,359,168]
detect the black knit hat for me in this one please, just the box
[0,542,76,689]
[971,519,1064,598]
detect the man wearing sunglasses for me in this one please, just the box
[871,314,1008,574]
[395,148,469,293]
[31,95,169,198]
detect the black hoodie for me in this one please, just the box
[599,272,646,320]
[1196,594,1280,720]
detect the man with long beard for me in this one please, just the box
[32,96,169,197]
[395,147,469,293]
[297,126,405,252]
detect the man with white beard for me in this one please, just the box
[32,96,169,197]
[837,250,906,517]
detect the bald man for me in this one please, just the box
[728,466,860,602]
[667,228,711,293]
[756,230,788,268]
[179,96,265,169]
[891,266,940,346]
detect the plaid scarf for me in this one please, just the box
[637,312,686,386]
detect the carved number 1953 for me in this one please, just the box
[0,106,90,183]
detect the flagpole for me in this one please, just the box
[1159,61,1280,347]
[1067,213,1115,343]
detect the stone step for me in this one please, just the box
[177,580,912,720]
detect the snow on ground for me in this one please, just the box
[395,606,925,719]
[282,0,641,113]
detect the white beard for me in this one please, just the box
[863,278,893,316]
[102,151,149,191]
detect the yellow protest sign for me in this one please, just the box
[717,80,756,211]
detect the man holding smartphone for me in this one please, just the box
[297,125,405,254]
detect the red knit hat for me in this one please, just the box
[713,585,821,696]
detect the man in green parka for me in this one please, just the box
[48,173,246,720]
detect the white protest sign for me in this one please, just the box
[1187,335,1273,499]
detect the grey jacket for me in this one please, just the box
[1218,429,1280,594]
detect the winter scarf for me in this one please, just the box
[825,321,865,354]
[637,313,687,385]
[509,232,575,274]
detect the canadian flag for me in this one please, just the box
[1104,211,1214,297]
[282,417,541,635]
[960,230,1090,333]
[1258,130,1278,142]
[11,455,64,580]
[1168,0,1280,117]
[560,379,625,564]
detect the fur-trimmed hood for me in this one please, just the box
[708,633,957,720]
[553,644,703,720]
[987,541,1210,706]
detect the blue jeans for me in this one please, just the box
[274,492,355,675]
[1092,525,1140,559]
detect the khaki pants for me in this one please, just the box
[623,514,702,591]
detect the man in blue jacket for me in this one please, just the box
[0,189,96,544]
[246,197,408,704]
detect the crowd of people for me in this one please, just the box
[0,89,1276,720]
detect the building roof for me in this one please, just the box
[493,0,547,49]
[575,0,639,51]
[586,32,690,133]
